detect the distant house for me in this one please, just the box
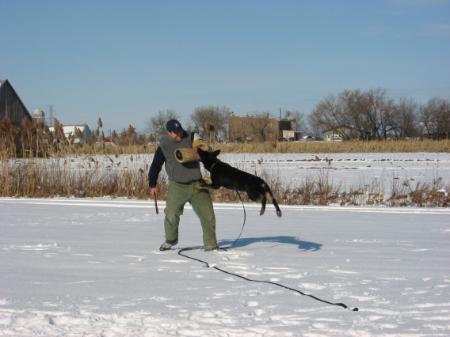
[323,130,344,142]
[281,130,296,141]
[278,118,303,141]
[228,114,278,142]
[49,124,92,144]
[0,79,32,125]
[96,136,116,146]
[228,114,305,142]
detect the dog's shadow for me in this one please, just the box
[219,236,322,252]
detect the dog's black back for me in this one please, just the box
[197,149,282,217]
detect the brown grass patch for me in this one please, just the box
[217,139,449,153]
[1,157,448,207]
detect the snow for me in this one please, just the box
[1,197,450,336]
[218,152,450,193]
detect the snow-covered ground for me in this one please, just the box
[219,152,450,194]
[1,197,450,336]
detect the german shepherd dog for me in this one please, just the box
[197,149,282,217]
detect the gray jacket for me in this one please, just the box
[148,132,202,187]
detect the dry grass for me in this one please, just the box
[1,116,448,159]
[205,167,448,207]
[1,123,448,207]
[2,157,447,207]
[48,144,157,156]
[29,139,449,155]
[388,177,448,207]
[0,158,153,198]
[217,139,450,153]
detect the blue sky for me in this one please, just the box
[1,0,449,132]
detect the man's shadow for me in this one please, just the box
[219,236,322,251]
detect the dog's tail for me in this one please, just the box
[263,183,282,217]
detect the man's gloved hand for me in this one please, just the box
[149,187,158,197]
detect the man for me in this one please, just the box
[148,119,218,251]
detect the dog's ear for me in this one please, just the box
[213,149,221,157]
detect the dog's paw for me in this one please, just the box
[193,182,209,191]
[201,176,213,185]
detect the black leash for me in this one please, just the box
[229,190,246,248]
[153,192,159,214]
[177,247,358,311]
[174,186,358,311]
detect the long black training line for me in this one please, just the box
[177,247,359,312]
[230,190,246,248]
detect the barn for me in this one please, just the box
[0,79,32,125]
[0,79,36,156]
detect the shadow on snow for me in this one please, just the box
[219,236,322,251]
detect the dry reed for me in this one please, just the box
[1,157,447,207]
[1,119,448,207]
[38,139,449,155]
[217,139,450,153]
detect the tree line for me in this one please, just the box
[145,106,232,143]
[308,88,449,140]
[147,90,449,142]
[1,88,449,158]
[146,105,305,143]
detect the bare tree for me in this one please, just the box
[364,88,397,139]
[308,95,350,138]
[310,88,399,140]
[191,105,231,143]
[283,110,305,131]
[339,89,369,139]
[420,97,450,139]
[392,98,419,138]
[247,112,279,142]
[146,109,180,137]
